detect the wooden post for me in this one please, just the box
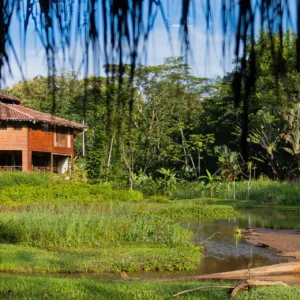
[82,120,85,156]
[70,155,73,173]
[22,150,30,172]
[12,152,15,167]
[50,153,53,173]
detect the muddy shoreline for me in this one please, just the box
[244,227,300,260]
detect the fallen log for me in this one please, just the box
[160,262,300,282]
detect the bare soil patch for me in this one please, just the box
[244,228,300,259]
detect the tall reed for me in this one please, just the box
[0,204,192,249]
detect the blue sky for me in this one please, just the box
[4,0,297,87]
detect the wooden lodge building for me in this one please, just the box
[0,94,84,174]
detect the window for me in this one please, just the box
[60,129,66,146]
[55,126,68,147]
[0,122,7,130]
[41,124,49,132]
[67,129,71,147]
[55,127,60,146]
[31,123,40,131]
[12,122,22,130]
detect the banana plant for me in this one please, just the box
[215,145,240,199]
[157,168,177,195]
[199,169,221,198]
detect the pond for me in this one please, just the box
[187,208,300,276]
[1,208,299,281]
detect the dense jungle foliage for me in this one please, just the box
[3,31,300,188]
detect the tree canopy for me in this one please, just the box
[4,30,300,183]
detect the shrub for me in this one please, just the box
[172,178,300,205]
[0,183,144,205]
[147,195,171,203]
[0,172,61,189]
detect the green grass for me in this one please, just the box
[0,171,61,188]
[234,285,300,300]
[171,178,300,205]
[0,204,193,249]
[204,198,300,210]
[0,200,235,274]
[1,275,299,299]
[0,244,200,273]
[2,201,234,273]
[0,183,144,206]
[146,200,237,220]
[2,173,300,206]
[0,276,232,299]
[0,173,237,276]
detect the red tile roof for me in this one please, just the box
[0,94,22,104]
[0,102,84,130]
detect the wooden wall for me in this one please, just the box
[0,122,75,171]
[0,123,28,151]
[28,124,74,155]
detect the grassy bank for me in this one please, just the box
[172,178,300,205]
[0,172,237,274]
[147,201,236,220]
[0,172,299,206]
[0,205,192,248]
[0,183,144,206]
[1,275,299,300]
[0,201,235,273]
[0,244,200,273]
[0,203,203,273]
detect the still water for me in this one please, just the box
[1,208,299,280]
[188,208,300,275]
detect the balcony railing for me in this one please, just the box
[0,166,22,172]
[32,166,59,173]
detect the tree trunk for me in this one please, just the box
[227,182,230,199]
[247,167,252,201]
[197,149,201,177]
[105,135,114,183]
[233,180,236,200]
[180,129,188,174]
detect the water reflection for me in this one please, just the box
[236,209,300,230]
[184,208,300,275]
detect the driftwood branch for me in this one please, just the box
[173,286,234,297]
[230,279,288,299]
[172,279,289,298]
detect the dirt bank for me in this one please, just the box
[244,228,300,259]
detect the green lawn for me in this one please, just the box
[1,275,299,299]
[0,244,200,273]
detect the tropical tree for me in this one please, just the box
[281,103,300,179]
[249,110,281,178]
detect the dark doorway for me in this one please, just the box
[32,152,51,171]
[0,151,22,171]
